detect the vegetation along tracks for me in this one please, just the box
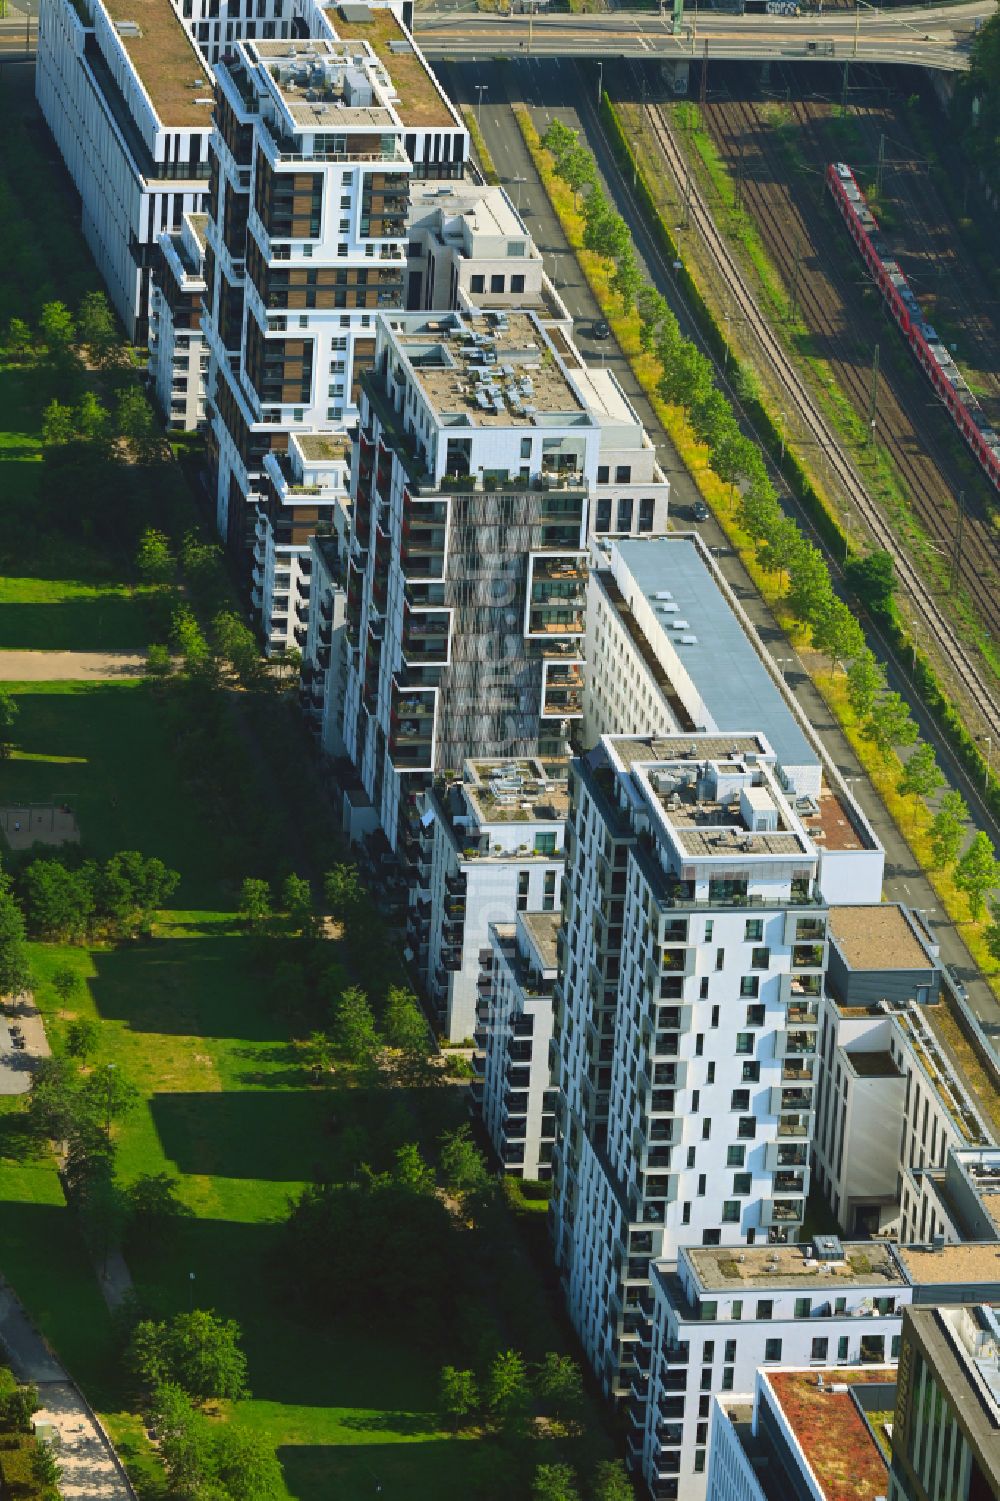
[640,100,1000,740]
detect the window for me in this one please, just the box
[687,1147,696,1169]
[507,240,526,256]
[736,1032,753,1055]
[745,919,764,941]
[722,1200,740,1223]
[721,1367,734,1391]
[516,871,529,911]
[615,464,631,483]
[811,1337,829,1362]
[697,1174,706,1197]
[691,1090,700,1112]
[751,947,771,969]
[702,1118,711,1140]
[731,1089,750,1111]
[740,976,760,998]
[490,274,505,293]
[764,1338,782,1363]
[731,1300,743,1321]
[694,1451,706,1474]
[794,1298,812,1319]
[616,497,633,532]
[732,1173,752,1196]
[682,1202,691,1226]
[738,1117,756,1139]
[706,1062,715,1084]
[702,1340,715,1362]
[696,1423,708,1445]
[698,1300,717,1321]
[742,1061,760,1083]
[638,497,654,532]
[891,1335,901,1358]
[716,949,725,971]
[470,274,485,293]
[700,978,710,1000]
[543,869,557,912]
[756,1300,773,1321]
[702,1228,721,1246]
[726,1145,745,1167]
[746,1005,765,1027]
[725,1340,737,1362]
[700,1368,712,1391]
[837,1336,849,1361]
[704,921,714,941]
[511,274,525,293]
[597,464,609,483]
[595,498,611,532]
[710,1005,719,1027]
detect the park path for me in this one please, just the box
[0,1279,135,1501]
[0,651,146,681]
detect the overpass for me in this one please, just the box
[412,0,993,69]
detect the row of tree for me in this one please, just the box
[540,121,999,933]
[11,849,179,945]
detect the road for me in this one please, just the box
[415,1,986,68]
[441,57,1000,1052]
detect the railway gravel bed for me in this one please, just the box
[638,99,1000,739]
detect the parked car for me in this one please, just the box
[592,319,611,340]
[693,500,710,522]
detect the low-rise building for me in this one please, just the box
[405,180,548,313]
[477,910,560,1180]
[901,1146,1000,1249]
[148,210,208,430]
[408,757,568,1041]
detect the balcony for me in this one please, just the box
[765,1140,809,1170]
[761,1197,805,1227]
[772,1085,815,1114]
[779,972,822,1004]
[791,942,826,971]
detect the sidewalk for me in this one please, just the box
[0,651,147,681]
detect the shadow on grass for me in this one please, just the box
[0,598,153,653]
[277,1438,499,1501]
[150,1089,337,1182]
[89,934,285,1041]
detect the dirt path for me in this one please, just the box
[0,651,146,681]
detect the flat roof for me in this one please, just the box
[614,539,817,775]
[766,1369,890,1501]
[803,785,865,853]
[828,904,931,972]
[846,1049,902,1079]
[102,0,213,127]
[521,911,560,972]
[685,1241,902,1292]
[295,433,351,462]
[907,1306,1000,1482]
[984,1194,1000,1236]
[326,4,456,128]
[896,1240,1000,1286]
[463,757,570,828]
[609,732,771,769]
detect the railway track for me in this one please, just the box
[703,88,1000,645]
[639,99,1000,738]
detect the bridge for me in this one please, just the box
[412,0,993,70]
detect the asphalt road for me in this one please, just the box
[442,57,1000,1050]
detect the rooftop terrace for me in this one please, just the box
[326,4,456,128]
[251,38,394,129]
[829,904,933,973]
[101,0,213,127]
[895,1239,1000,1287]
[521,910,560,972]
[647,761,809,860]
[684,1240,901,1291]
[766,1368,891,1501]
[461,757,569,829]
[389,311,588,429]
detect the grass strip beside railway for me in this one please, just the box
[513,104,1000,1043]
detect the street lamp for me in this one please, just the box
[778,411,787,464]
[475,82,488,129]
[511,173,527,212]
[909,618,920,672]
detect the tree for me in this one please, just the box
[97,850,179,937]
[755,515,804,582]
[531,1464,581,1501]
[145,643,173,683]
[136,527,176,585]
[5,317,33,360]
[954,831,1000,921]
[63,1117,116,1202]
[533,1351,584,1425]
[0,1382,39,1432]
[861,691,917,763]
[846,648,885,722]
[281,873,317,939]
[171,603,215,682]
[41,398,75,446]
[928,789,969,870]
[329,985,380,1071]
[20,859,96,941]
[786,543,834,626]
[239,877,273,935]
[611,248,642,313]
[52,966,82,1008]
[115,385,161,464]
[130,1310,250,1402]
[66,1017,99,1061]
[77,290,118,367]
[897,742,944,809]
[30,1439,60,1492]
[439,1365,479,1427]
[439,1124,489,1200]
[392,1142,436,1196]
[485,1349,530,1434]
[810,596,866,671]
[81,1065,140,1138]
[76,391,111,451]
[658,341,714,410]
[39,300,75,354]
[984,899,1000,964]
[845,548,896,617]
[301,1030,334,1084]
[27,1057,81,1142]
[211,1424,284,1501]
[0,690,18,760]
[323,864,363,924]
[593,1459,635,1501]
[149,1383,211,1496]
[214,610,264,687]
[0,875,32,998]
[382,986,431,1082]
[123,1172,192,1246]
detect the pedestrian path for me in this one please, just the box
[0,651,146,681]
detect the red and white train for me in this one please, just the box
[827,161,1000,495]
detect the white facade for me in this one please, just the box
[36,0,213,341]
[413,758,567,1042]
[643,1240,906,1499]
[149,210,209,429]
[553,731,834,1407]
[302,525,351,758]
[170,0,291,67]
[477,911,559,1180]
[406,180,548,313]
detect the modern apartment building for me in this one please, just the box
[887,1301,1000,1501]
[169,0,292,67]
[302,522,352,758]
[407,757,568,1041]
[149,209,209,429]
[405,180,549,313]
[201,9,466,612]
[476,910,560,1181]
[901,1146,1000,1249]
[37,0,214,341]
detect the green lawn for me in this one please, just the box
[0,577,156,652]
